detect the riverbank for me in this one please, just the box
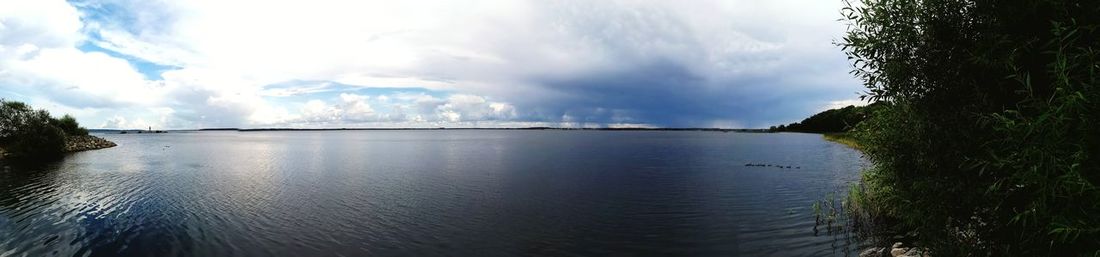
[823,133,860,149]
[822,133,931,257]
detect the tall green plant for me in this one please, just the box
[841,0,1099,255]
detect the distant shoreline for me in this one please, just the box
[233,127,771,132]
[93,127,774,133]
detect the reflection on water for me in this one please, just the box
[0,130,866,256]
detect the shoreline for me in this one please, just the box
[64,135,117,152]
[825,133,931,257]
[823,133,861,149]
[0,135,115,161]
[211,127,772,132]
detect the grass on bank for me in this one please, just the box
[823,133,860,150]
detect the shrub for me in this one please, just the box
[52,114,88,136]
[0,100,83,159]
[841,0,1099,255]
[5,113,66,159]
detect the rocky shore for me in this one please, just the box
[0,135,113,161]
[861,242,930,257]
[64,135,117,152]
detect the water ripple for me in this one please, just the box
[0,131,867,256]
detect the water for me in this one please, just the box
[0,130,866,256]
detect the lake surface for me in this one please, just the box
[0,131,865,256]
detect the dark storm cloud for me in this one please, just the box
[1,0,865,128]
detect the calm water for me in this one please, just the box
[0,131,866,256]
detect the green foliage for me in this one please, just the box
[841,0,1100,255]
[52,114,88,136]
[0,99,90,160]
[773,103,880,133]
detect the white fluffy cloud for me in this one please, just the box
[5,48,162,106]
[1,0,865,129]
[0,0,158,107]
[295,94,377,124]
[0,0,174,129]
[276,92,517,127]
[0,0,82,48]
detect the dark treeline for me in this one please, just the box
[839,0,1099,256]
[770,103,880,133]
[0,99,90,160]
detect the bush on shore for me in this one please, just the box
[841,0,1099,255]
[0,99,89,160]
[53,114,89,137]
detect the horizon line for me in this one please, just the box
[89,127,773,132]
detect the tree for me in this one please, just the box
[0,100,90,160]
[842,0,1099,255]
[0,100,31,140]
[771,103,880,133]
[0,100,65,159]
[52,114,88,136]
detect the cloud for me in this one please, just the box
[294,94,377,124]
[101,115,158,129]
[821,99,870,112]
[4,48,162,107]
[1,0,865,129]
[0,0,82,48]
[271,92,518,127]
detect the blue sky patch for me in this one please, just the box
[77,40,176,80]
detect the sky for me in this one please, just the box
[0,0,865,129]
